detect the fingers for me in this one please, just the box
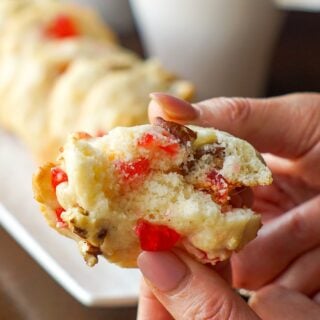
[253,180,296,212]
[138,279,174,320]
[249,285,320,320]
[138,250,259,320]
[275,246,320,296]
[149,92,320,158]
[232,195,320,290]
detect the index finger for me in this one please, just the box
[148,92,320,159]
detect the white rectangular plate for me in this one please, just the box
[0,129,140,307]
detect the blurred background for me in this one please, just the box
[0,0,319,319]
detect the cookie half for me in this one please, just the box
[33,119,272,267]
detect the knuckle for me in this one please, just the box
[182,296,234,320]
[221,97,253,123]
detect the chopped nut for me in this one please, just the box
[77,206,89,216]
[73,226,87,239]
[195,144,225,170]
[79,241,101,267]
[97,228,108,240]
[194,144,225,159]
[86,244,102,256]
[179,158,195,175]
[154,117,197,145]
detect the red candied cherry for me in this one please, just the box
[137,133,155,147]
[135,219,181,251]
[55,207,65,222]
[51,167,68,191]
[137,133,180,156]
[207,170,228,190]
[158,143,179,155]
[55,207,67,228]
[207,170,229,204]
[115,157,150,181]
[45,14,79,39]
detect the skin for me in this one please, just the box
[137,92,320,319]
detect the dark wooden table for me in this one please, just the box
[0,227,137,320]
[0,9,319,320]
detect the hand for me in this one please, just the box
[147,93,320,303]
[137,250,258,320]
[137,250,320,319]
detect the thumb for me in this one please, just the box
[138,251,259,320]
[148,92,320,158]
[249,285,320,320]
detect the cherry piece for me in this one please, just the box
[51,167,68,191]
[45,14,79,39]
[55,207,67,228]
[207,170,229,204]
[137,133,180,156]
[137,133,155,147]
[55,207,65,222]
[135,219,181,251]
[116,158,150,181]
[159,143,179,155]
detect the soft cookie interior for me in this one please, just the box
[33,119,272,267]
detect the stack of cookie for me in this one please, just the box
[0,0,194,161]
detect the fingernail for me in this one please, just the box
[138,251,188,292]
[150,92,198,121]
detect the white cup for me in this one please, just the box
[65,0,135,35]
[130,0,284,99]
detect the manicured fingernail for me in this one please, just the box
[138,251,188,292]
[150,92,198,121]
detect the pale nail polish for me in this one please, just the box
[150,92,198,121]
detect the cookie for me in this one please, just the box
[0,1,194,162]
[0,0,116,137]
[0,40,132,156]
[33,119,272,267]
[46,59,192,161]
[0,0,116,56]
